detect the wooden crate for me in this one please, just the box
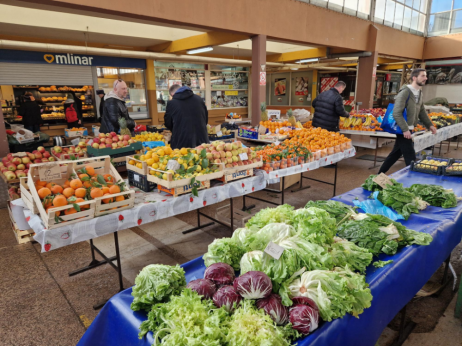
[147,165,224,189]
[27,161,96,229]
[8,204,35,244]
[72,156,135,216]
[20,177,39,214]
[158,180,210,197]
[218,168,254,183]
[126,156,148,175]
[0,171,20,185]
[51,145,87,161]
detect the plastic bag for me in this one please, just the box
[353,191,404,221]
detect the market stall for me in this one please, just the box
[76,166,462,346]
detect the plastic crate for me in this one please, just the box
[209,133,234,141]
[410,155,453,175]
[127,170,157,192]
[443,159,462,176]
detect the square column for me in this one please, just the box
[356,25,379,109]
[251,35,266,126]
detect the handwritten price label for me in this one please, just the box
[166,160,181,171]
[38,164,62,182]
[373,173,393,189]
[239,153,248,161]
[264,241,285,260]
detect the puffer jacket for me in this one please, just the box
[312,87,349,131]
[164,86,209,149]
[100,91,135,134]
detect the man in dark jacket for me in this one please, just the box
[20,92,42,133]
[312,81,350,132]
[164,84,209,149]
[96,89,105,122]
[100,79,135,134]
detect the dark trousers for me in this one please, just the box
[25,124,40,133]
[378,134,416,174]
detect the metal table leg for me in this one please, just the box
[390,306,416,346]
[182,209,214,234]
[368,137,380,170]
[291,173,311,193]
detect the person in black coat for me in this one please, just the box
[96,89,105,123]
[312,81,350,132]
[100,79,135,134]
[164,85,209,149]
[20,92,42,133]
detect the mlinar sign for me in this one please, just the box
[44,53,94,65]
[0,49,146,68]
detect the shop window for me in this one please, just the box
[431,0,453,13]
[428,12,451,36]
[394,3,405,29]
[97,67,147,119]
[154,62,205,112]
[210,65,249,109]
[376,0,427,34]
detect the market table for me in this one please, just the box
[77,167,462,346]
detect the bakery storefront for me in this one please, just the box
[0,49,147,136]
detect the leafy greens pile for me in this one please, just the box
[305,200,358,223]
[329,237,373,273]
[407,184,458,209]
[337,214,432,256]
[131,264,186,312]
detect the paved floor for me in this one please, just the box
[0,141,461,346]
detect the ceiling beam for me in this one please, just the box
[266,47,327,63]
[147,31,250,53]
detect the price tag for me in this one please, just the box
[38,164,62,182]
[275,128,279,134]
[373,173,393,189]
[166,160,181,171]
[87,139,93,146]
[264,241,285,260]
[239,153,248,161]
[217,131,223,137]
[134,174,140,182]
[215,125,221,134]
[275,140,280,146]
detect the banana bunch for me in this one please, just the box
[364,116,372,126]
[295,121,303,129]
[342,117,353,128]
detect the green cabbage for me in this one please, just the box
[203,237,245,271]
[139,289,228,345]
[245,204,295,230]
[131,264,186,312]
[291,207,337,245]
[329,237,373,273]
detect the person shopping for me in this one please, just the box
[164,84,209,149]
[64,98,82,129]
[312,81,350,132]
[20,92,42,133]
[100,79,135,135]
[378,69,437,174]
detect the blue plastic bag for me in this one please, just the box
[353,191,404,221]
[381,92,410,135]
[142,141,165,149]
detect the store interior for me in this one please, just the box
[1,1,462,346]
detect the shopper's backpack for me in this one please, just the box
[65,104,78,123]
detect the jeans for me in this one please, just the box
[378,134,416,174]
[25,124,40,133]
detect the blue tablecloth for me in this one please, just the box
[78,167,462,346]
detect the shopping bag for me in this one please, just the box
[353,191,404,221]
[381,92,411,134]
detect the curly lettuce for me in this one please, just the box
[291,207,337,245]
[245,204,295,230]
[203,237,245,271]
[131,264,186,312]
[329,237,373,273]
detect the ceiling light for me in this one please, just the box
[295,58,319,64]
[187,46,213,54]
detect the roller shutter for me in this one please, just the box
[0,63,93,85]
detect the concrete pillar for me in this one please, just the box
[0,107,9,157]
[145,59,160,125]
[356,25,379,109]
[251,35,266,126]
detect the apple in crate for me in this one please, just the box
[4,171,16,180]
[112,143,118,149]
[43,151,51,159]
[2,157,9,165]
[16,170,26,178]
[106,138,113,145]
[34,159,42,163]
[21,157,31,164]
[123,135,130,141]
[117,141,124,148]
[48,157,56,162]
[79,141,86,148]
[99,133,106,138]
[7,153,13,161]
[37,146,46,153]
[110,132,116,137]
[8,163,16,171]
[92,137,100,144]
[99,144,107,149]
[53,146,62,153]
[75,147,81,153]
[100,138,106,143]
[41,158,49,162]
[16,163,25,170]
[11,157,21,165]
[24,169,29,174]
[92,143,100,149]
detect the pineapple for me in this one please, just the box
[260,102,268,122]
[287,109,296,126]
[118,117,132,136]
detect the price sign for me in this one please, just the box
[87,139,93,146]
[215,125,221,134]
[166,160,181,171]
[373,173,393,189]
[217,131,223,137]
[134,174,140,182]
[264,241,285,260]
[275,140,280,146]
[38,164,62,182]
[239,152,248,161]
[258,125,267,135]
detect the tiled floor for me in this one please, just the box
[1,142,461,346]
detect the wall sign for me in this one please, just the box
[0,49,146,68]
[260,72,266,86]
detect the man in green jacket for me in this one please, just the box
[379,69,437,174]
